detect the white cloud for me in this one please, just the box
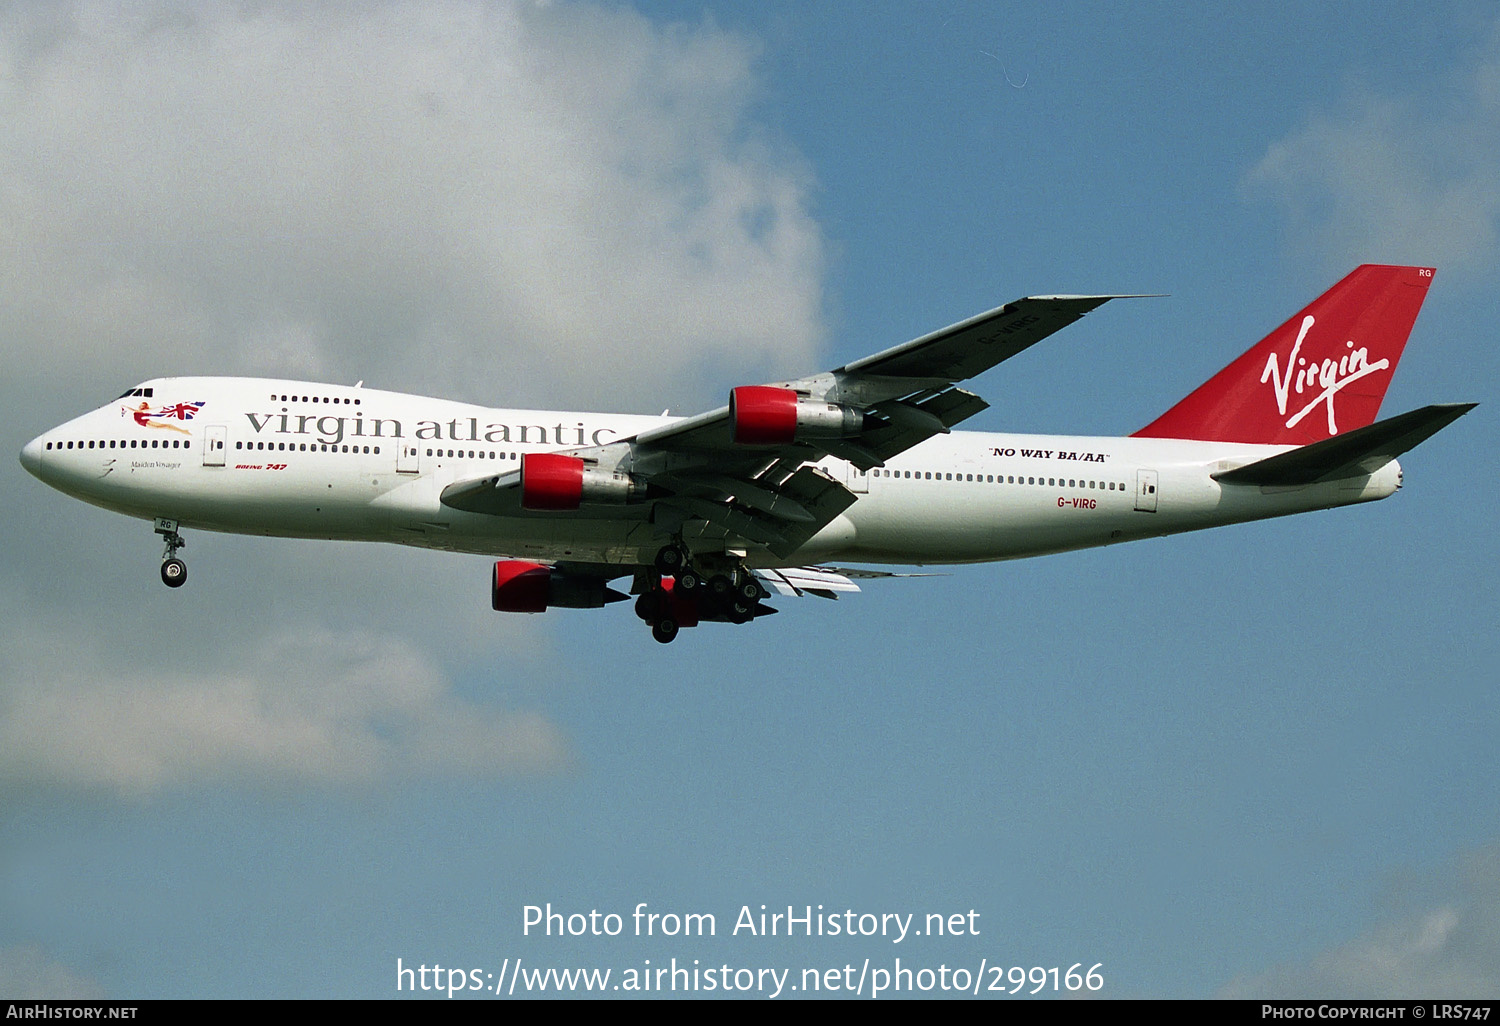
[0,609,572,795]
[1245,19,1500,278]
[0,1,827,411]
[0,946,106,1000]
[0,0,828,796]
[1220,847,1500,998]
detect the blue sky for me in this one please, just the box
[2,0,1497,999]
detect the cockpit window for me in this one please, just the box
[115,387,154,399]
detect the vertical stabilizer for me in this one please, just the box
[1133,265,1435,444]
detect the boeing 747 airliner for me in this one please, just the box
[20,265,1473,641]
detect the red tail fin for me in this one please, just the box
[1132,265,1435,444]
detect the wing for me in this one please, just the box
[442,294,1129,558]
[756,565,945,600]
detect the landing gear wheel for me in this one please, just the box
[652,618,680,644]
[654,545,687,575]
[634,591,662,622]
[677,569,701,592]
[709,574,734,599]
[154,519,188,588]
[737,578,762,602]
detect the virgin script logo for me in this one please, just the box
[1260,315,1389,435]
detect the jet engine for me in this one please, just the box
[729,386,863,445]
[519,452,641,511]
[491,560,626,612]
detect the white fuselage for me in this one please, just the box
[21,376,1402,569]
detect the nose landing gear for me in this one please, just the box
[155,518,187,588]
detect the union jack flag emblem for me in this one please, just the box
[152,402,206,420]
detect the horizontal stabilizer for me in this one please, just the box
[1214,403,1475,486]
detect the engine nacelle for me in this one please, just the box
[729,386,863,446]
[519,452,641,511]
[492,560,551,612]
[492,560,624,612]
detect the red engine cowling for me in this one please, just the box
[520,453,641,510]
[520,453,584,510]
[730,386,863,445]
[492,560,551,612]
[492,560,626,612]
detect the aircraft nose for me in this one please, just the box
[19,435,44,479]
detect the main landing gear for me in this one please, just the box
[155,517,187,588]
[636,544,773,643]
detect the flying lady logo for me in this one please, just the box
[124,400,206,436]
[1259,316,1389,436]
